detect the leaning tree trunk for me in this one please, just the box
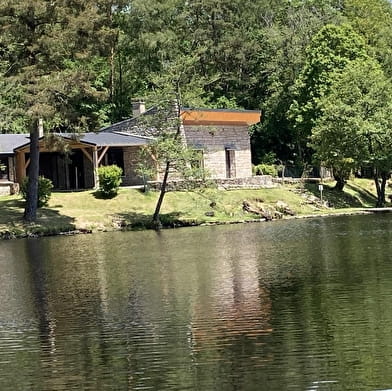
[24,122,40,222]
[152,160,171,229]
[151,96,183,229]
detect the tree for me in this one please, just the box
[342,0,392,77]
[252,1,342,164]
[288,24,368,163]
[137,55,211,228]
[312,59,392,204]
[0,1,121,221]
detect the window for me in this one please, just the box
[225,149,236,178]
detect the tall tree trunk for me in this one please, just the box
[374,171,388,207]
[24,121,40,222]
[333,175,346,191]
[110,45,115,103]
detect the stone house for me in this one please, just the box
[0,105,260,194]
[103,102,261,181]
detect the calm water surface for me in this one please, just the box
[1,214,392,390]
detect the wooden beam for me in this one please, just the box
[92,146,99,189]
[97,146,109,165]
[81,147,93,163]
[25,158,30,169]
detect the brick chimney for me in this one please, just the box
[132,100,146,118]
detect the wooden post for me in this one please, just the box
[65,161,70,190]
[93,146,99,189]
[15,151,26,184]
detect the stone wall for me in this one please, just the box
[122,146,145,185]
[0,181,19,196]
[148,175,274,191]
[183,125,252,178]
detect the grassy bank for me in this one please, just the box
[0,178,386,239]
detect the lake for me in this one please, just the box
[1,214,392,390]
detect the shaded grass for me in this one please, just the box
[0,179,383,238]
[0,195,76,239]
[304,178,381,209]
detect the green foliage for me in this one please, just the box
[343,0,392,76]
[312,58,392,202]
[288,24,369,161]
[260,151,277,165]
[135,147,157,192]
[2,0,392,182]
[97,165,123,198]
[138,135,209,183]
[253,164,278,177]
[20,176,53,208]
[0,1,121,132]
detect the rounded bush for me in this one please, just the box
[253,164,278,177]
[21,176,54,207]
[97,165,123,197]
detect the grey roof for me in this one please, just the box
[63,132,151,146]
[1,132,150,155]
[0,134,30,154]
[100,107,159,137]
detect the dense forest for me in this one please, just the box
[1,1,392,183]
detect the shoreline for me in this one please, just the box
[0,207,383,241]
[0,180,388,241]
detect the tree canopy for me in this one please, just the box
[312,59,392,203]
[0,0,121,220]
[2,0,392,211]
[287,23,369,162]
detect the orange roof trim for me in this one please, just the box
[181,109,261,126]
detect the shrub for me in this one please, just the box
[253,164,278,177]
[21,176,54,207]
[98,165,123,197]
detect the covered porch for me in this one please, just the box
[13,132,151,190]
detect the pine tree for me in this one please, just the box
[0,1,123,221]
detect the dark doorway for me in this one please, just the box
[39,153,60,188]
[31,150,85,190]
[225,149,236,178]
[68,150,85,190]
[107,147,124,172]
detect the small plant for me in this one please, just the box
[21,176,54,207]
[253,164,278,177]
[97,165,123,198]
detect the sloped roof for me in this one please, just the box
[0,132,151,155]
[100,107,261,135]
[0,134,30,154]
[100,107,159,138]
[64,132,151,146]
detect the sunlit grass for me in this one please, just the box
[0,178,383,238]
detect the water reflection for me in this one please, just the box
[1,215,392,389]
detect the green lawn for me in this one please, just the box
[0,178,384,238]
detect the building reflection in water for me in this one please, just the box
[184,228,273,365]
